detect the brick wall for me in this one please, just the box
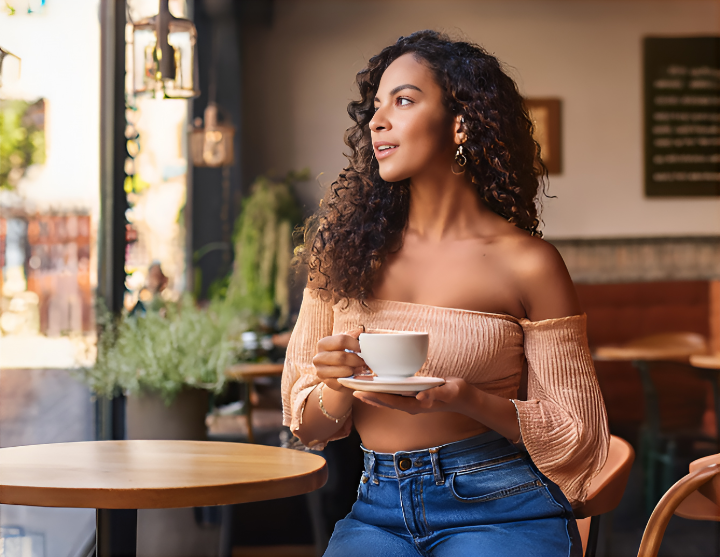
[577,281,712,434]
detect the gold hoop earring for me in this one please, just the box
[451,145,467,175]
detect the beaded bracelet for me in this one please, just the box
[318,383,351,424]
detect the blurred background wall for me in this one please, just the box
[240,0,720,239]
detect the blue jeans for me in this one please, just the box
[324,431,581,557]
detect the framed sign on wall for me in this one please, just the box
[644,37,720,196]
[525,98,562,175]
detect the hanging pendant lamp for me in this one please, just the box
[129,0,200,99]
[190,103,235,167]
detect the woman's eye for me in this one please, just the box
[397,97,412,107]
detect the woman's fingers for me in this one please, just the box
[317,332,361,353]
[312,330,368,390]
[416,379,459,403]
[314,365,363,379]
[353,392,399,409]
[344,327,364,339]
[415,388,439,402]
[313,349,365,369]
[353,392,426,415]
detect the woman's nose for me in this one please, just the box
[369,107,390,132]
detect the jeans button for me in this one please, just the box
[398,458,412,471]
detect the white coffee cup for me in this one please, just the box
[357,331,429,378]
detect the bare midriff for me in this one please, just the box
[352,401,492,453]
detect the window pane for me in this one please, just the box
[0,2,100,555]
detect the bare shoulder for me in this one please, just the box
[505,234,567,280]
[501,233,582,321]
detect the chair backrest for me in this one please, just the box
[638,462,720,556]
[674,453,720,522]
[575,435,635,556]
[576,435,635,520]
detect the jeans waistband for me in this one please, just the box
[361,431,521,486]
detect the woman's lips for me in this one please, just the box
[375,144,398,160]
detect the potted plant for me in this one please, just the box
[82,171,305,440]
[85,295,247,440]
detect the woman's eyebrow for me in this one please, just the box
[374,84,423,102]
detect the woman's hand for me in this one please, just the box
[312,328,366,391]
[353,377,472,414]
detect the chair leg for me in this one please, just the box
[637,360,664,517]
[604,509,615,557]
[585,515,601,557]
[646,446,658,517]
[662,439,677,496]
[305,490,329,556]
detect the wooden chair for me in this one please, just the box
[594,333,710,514]
[638,454,720,556]
[224,363,284,443]
[575,435,635,557]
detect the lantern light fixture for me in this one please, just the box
[190,103,235,167]
[128,0,200,99]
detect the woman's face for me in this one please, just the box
[370,53,458,183]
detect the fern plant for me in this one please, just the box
[83,295,248,404]
[223,171,304,328]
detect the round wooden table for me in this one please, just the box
[690,354,720,370]
[225,363,285,380]
[0,440,327,556]
[593,333,708,515]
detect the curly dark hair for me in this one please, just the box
[296,30,547,302]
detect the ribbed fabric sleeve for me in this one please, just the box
[513,314,610,506]
[281,288,353,449]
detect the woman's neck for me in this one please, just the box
[407,172,489,242]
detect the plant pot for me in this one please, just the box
[126,387,209,441]
[125,388,218,557]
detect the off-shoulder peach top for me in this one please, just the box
[281,288,610,505]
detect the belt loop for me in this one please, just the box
[367,451,378,485]
[429,446,444,485]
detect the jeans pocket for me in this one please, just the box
[449,457,544,503]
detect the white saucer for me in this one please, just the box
[338,376,445,395]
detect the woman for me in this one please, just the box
[282,30,609,556]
